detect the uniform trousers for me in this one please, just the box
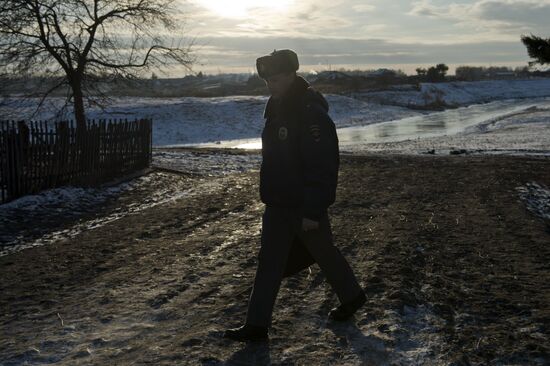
[245,205,363,327]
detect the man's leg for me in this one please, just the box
[298,213,363,305]
[245,206,295,327]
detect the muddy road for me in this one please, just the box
[1,153,549,365]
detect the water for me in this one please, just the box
[337,97,550,148]
[195,97,550,150]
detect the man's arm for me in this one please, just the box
[299,103,339,228]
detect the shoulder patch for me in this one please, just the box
[278,126,288,140]
[310,124,321,142]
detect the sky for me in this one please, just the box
[174,0,550,75]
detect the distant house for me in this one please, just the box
[492,71,516,79]
[365,68,396,78]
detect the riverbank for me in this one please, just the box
[187,99,550,156]
[1,154,549,365]
[2,78,550,148]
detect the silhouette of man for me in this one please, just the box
[224,49,366,342]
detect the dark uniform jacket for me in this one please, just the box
[259,75,340,277]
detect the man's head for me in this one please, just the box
[256,49,299,99]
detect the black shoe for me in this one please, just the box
[223,324,268,342]
[328,291,367,321]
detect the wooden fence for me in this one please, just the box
[0,118,152,204]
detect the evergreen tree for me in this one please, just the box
[521,34,550,66]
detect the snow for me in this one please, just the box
[153,150,261,175]
[191,97,550,154]
[0,171,222,255]
[0,94,421,146]
[0,184,122,211]
[516,182,550,221]
[465,106,550,133]
[340,103,550,156]
[351,78,550,108]
[0,149,262,255]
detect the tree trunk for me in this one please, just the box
[72,80,86,132]
[69,76,90,183]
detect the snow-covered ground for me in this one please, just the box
[204,97,550,151]
[0,149,263,255]
[351,78,550,108]
[0,171,202,255]
[152,150,261,175]
[516,182,550,221]
[0,94,422,146]
[340,104,550,155]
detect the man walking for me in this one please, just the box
[224,49,366,342]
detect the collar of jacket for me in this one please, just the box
[263,75,310,119]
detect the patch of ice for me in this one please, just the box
[340,100,550,156]
[385,305,447,365]
[516,182,550,221]
[0,184,123,211]
[152,150,261,176]
[464,106,550,134]
[0,171,214,256]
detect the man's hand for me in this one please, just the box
[302,217,320,231]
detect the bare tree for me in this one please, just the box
[0,0,195,131]
[521,34,550,67]
[416,64,448,82]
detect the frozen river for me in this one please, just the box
[338,97,550,148]
[187,97,550,150]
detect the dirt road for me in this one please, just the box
[1,153,549,365]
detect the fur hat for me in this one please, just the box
[256,49,299,79]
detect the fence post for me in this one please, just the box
[17,121,29,193]
[149,119,153,166]
[0,127,7,204]
[58,121,69,187]
[6,129,21,199]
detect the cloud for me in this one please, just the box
[409,0,441,17]
[409,0,550,33]
[473,0,550,27]
[192,36,528,70]
[179,0,356,39]
[176,0,545,70]
[352,4,376,12]
[361,24,388,32]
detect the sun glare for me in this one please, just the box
[197,0,293,18]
